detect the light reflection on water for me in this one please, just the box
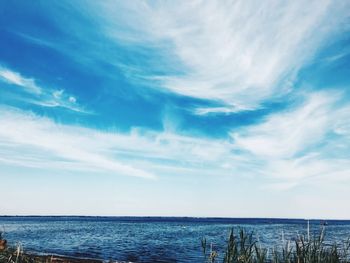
[0,217,349,263]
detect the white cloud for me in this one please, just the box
[10,1,348,113]
[0,107,238,180]
[69,96,77,103]
[2,90,349,190]
[0,108,155,179]
[232,93,336,158]
[232,91,350,188]
[0,66,41,94]
[53,89,64,99]
[193,105,255,116]
[97,0,349,110]
[0,66,85,113]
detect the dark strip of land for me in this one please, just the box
[0,248,110,263]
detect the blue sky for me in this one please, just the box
[0,0,350,218]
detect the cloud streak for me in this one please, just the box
[0,65,86,113]
[0,66,41,94]
[1,89,349,189]
[0,107,155,179]
[232,91,350,189]
[95,0,349,111]
[0,107,238,180]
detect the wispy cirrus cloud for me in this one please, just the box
[93,0,349,111]
[8,1,348,113]
[0,107,155,179]
[1,90,349,189]
[0,66,41,94]
[0,107,239,180]
[0,65,86,113]
[232,91,350,189]
[232,93,336,159]
[1,1,348,188]
[193,105,255,116]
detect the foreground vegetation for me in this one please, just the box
[0,247,103,263]
[202,228,350,263]
[0,244,37,263]
[0,243,102,263]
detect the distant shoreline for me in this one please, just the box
[1,216,349,223]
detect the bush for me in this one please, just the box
[201,228,350,263]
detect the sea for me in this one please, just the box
[0,217,349,263]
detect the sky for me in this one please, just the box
[0,0,350,219]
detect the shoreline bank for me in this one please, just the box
[0,247,123,263]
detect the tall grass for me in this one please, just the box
[0,243,34,263]
[202,228,350,263]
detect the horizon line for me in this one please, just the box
[1,215,349,221]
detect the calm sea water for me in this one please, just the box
[0,217,350,262]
